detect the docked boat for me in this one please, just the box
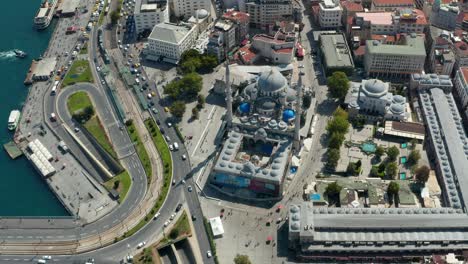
[7,110,21,131]
[13,49,27,58]
[34,0,58,30]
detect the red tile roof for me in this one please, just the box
[354,45,366,56]
[253,34,288,44]
[347,15,354,25]
[454,41,468,56]
[341,1,364,11]
[223,10,250,24]
[273,47,294,54]
[236,45,257,64]
[373,0,414,5]
[461,67,468,83]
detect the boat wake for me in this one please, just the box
[0,50,17,60]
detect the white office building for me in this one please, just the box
[146,22,198,64]
[172,0,212,19]
[364,34,426,78]
[134,1,169,34]
[245,0,294,28]
[318,0,342,29]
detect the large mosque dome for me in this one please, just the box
[362,79,388,98]
[258,68,287,93]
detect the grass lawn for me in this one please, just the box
[67,91,92,113]
[133,247,156,264]
[98,0,108,25]
[62,60,94,87]
[160,211,191,244]
[79,44,88,55]
[84,115,117,159]
[126,121,152,183]
[116,118,172,242]
[104,170,131,203]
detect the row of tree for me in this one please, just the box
[325,108,350,169]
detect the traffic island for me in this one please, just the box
[62,60,94,87]
[104,170,131,203]
[126,120,152,183]
[115,118,173,242]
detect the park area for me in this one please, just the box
[62,60,93,87]
[104,171,131,203]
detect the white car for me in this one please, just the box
[152,107,158,114]
[42,256,52,260]
[182,154,186,160]
[167,122,172,127]
[153,212,160,220]
[207,251,212,258]
[299,64,304,68]
[170,213,176,220]
[164,221,169,227]
[96,66,101,72]
[137,241,146,248]
[169,144,174,151]
[165,136,171,142]
[119,44,123,49]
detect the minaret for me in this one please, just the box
[225,61,233,128]
[293,72,303,150]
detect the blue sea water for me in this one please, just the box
[0,0,68,216]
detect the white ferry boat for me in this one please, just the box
[8,110,21,131]
[34,0,58,30]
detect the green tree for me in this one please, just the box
[163,81,182,99]
[386,146,400,162]
[234,254,252,264]
[375,146,385,159]
[181,72,203,99]
[329,132,345,149]
[110,11,120,25]
[370,166,380,177]
[386,162,398,179]
[170,101,186,118]
[347,162,357,176]
[387,181,400,196]
[407,150,421,166]
[333,107,349,119]
[192,107,199,120]
[125,119,133,127]
[326,148,340,169]
[327,116,349,135]
[415,165,430,183]
[198,94,206,106]
[325,182,342,196]
[169,228,180,239]
[113,180,120,190]
[327,71,350,100]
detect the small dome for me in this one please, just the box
[290,205,299,213]
[362,79,388,97]
[258,68,287,93]
[256,128,268,138]
[195,9,209,19]
[239,102,250,113]
[285,88,297,102]
[282,109,296,122]
[393,95,405,104]
[258,99,276,110]
[390,103,405,114]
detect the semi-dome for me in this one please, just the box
[362,79,388,98]
[283,109,295,122]
[239,102,250,113]
[392,95,405,104]
[195,9,209,19]
[258,68,287,93]
[257,98,276,110]
[389,103,405,114]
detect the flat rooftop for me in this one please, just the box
[149,23,193,44]
[319,33,354,68]
[33,57,57,77]
[366,34,426,56]
[59,0,80,14]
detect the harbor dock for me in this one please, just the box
[3,141,23,159]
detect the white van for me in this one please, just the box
[135,78,140,84]
[37,260,46,264]
[173,142,179,150]
[50,113,56,121]
[51,85,57,95]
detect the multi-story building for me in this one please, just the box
[453,67,468,123]
[146,22,198,64]
[341,1,363,26]
[223,9,250,43]
[319,33,355,75]
[364,33,426,78]
[245,0,294,29]
[251,33,297,64]
[452,30,468,71]
[134,0,168,34]
[427,28,455,75]
[348,9,427,40]
[172,0,212,19]
[431,0,460,30]
[318,0,342,29]
[371,0,414,11]
[409,73,453,93]
[207,20,237,62]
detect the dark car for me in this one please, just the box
[175,203,182,212]
[156,120,161,125]
[191,215,197,221]
[160,128,165,134]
